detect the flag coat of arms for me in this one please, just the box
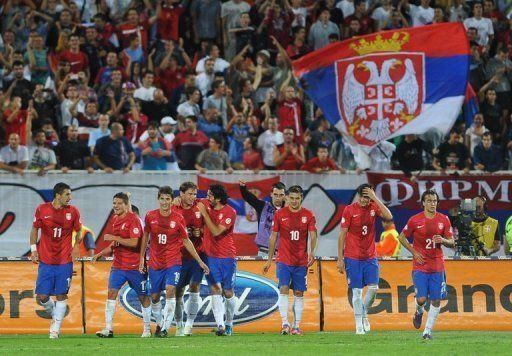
[292,23,470,151]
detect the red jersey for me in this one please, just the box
[341,201,382,260]
[301,157,338,173]
[203,204,237,258]
[3,109,27,145]
[157,67,186,97]
[124,112,148,144]
[157,5,185,41]
[59,50,89,74]
[277,99,303,142]
[144,209,187,270]
[117,21,150,51]
[110,212,143,270]
[174,203,204,260]
[33,202,82,265]
[402,212,453,273]
[276,144,303,170]
[272,206,317,266]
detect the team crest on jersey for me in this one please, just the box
[66,213,72,221]
[225,218,232,225]
[370,210,375,217]
[133,227,139,234]
[302,216,307,223]
[438,223,444,230]
[170,221,176,228]
[195,211,201,219]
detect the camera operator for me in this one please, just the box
[471,196,500,256]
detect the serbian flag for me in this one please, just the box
[293,23,470,151]
[463,83,479,126]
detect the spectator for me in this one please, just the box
[94,122,135,173]
[257,116,284,170]
[227,111,256,168]
[88,114,111,155]
[121,99,148,145]
[371,0,393,31]
[505,214,512,255]
[324,0,344,26]
[195,58,216,97]
[330,135,357,171]
[196,43,230,74]
[121,34,145,67]
[483,48,512,123]
[448,0,469,22]
[221,0,251,60]
[31,85,59,131]
[28,130,57,176]
[308,8,340,50]
[3,96,36,145]
[134,71,156,102]
[195,135,233,173]
[301,144,340,173]
[383,9,409,30]
[138,121,172,171]
[286,26,311,60]
[394,134,432,179]
[0,133,28,175]
[55,125,92,173]
[171,73,198,108]
[252,50,276,105]
[261,0,294,49]
[277,85,304,143]
[473,131,503,172]
[157,40,192,98]
[198,108,223,138]
[40,119,60,148]
[343,0,374,36]
[177,87,202,120]
[273,127,305,170]
[74,100,101,131]
[117,8,151,52]
[95,51,122,88]
[25,34,49,86]
[359,140,396,172]
[337,0,355,17]
[173,115,209,169]
[401,0,434,27]
[3,60,34,108]
[138,116,179,171]
[156,0,186,43]
[242,136,264,172]
[465,113,487,155]
[140,89,175,123]
[229,12,255,55]
[433,128,472,172]
[376,219,401,257]
[59,34,89,76]
[478,87,504,144]
[98,69,123,113]
[204,79,229,128]
[59,83,83,128]
[191,0,222,44]
[305,117,337,158]
[463,2,494,46]
[46,9,76,49]
[471,196,500,256]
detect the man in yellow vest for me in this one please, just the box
[505,215,512,256]
[72,225,96,257]
[376,219,401,257]
[471,196,500,256]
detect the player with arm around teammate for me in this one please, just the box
[397,189,454,340]
[337,184,393,334]
[139,186,209,337]
[263,185,318,335]
[30,182,83,339]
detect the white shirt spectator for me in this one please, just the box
[0,144,29,165]
[372,6,392,31]
[336,0,355,17]
[195,56,230,74]
[292,6,308,27]
[88,127,111,151]
[28,145,57,169]
[408,5,435,27]
[463,17,494,46]
[60,99,83,128]
[369,141,396,171]
[449,4,469,22]
[177,101,201,118]
[134,86,156,101]
[195,72,215,97]
[257,130,284,167]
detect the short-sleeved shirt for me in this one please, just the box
[272,206,317,266]
[110,212,143,270]
[174,203,204,260]
[0,145,29,165]
[402,212,453,273]
[341,201,382,260]
[59,50,90,74]
[203,203,237,258]
[33,202,82,265]
[94,135,134,170]
[144,209,187,269]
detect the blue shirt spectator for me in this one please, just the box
[94,123,135,171]
[473,132,503,172]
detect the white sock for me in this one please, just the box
[52,301,67,333]
[293,296,304,329]
[141,305,151,330]
[424,305,441,335]
[41,298,55,317]
[363,286,378,318]
[175,297,184,325]
[212,295,225,328]
[105,299,116,331]
[185,293,200,327]
[352,288,364,330]
[278,294,289,326]
[163,298,176,331]
[416,301,425,314]
[225,296,236,327]
[151,302,163,327]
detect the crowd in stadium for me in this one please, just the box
[0,0,511,176]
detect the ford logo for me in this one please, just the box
[119,271,279,326]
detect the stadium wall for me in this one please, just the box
[0,258,511,334]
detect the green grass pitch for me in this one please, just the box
[1,331,511,355]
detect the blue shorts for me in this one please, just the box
[412,270,447,300]
[35,262,73,296]
[177,257,205,289]
[344,258,379,289]
[205,256,236,290]
[108,268,148,296]
[276,263,307,292]
[148,265,181,294]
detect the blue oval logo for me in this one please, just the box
[119,271,279,326]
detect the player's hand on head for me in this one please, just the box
[337,259,345,274]
[363,187,377,200]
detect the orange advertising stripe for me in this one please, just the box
[83,261,320,334]
[322,260,512,331]
[0,261,83,334]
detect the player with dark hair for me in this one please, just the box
[239,180,286,257]
[196,184,237,336]
[398,189,454,340]
[30,182,83,339]
[173,181,206,336]
[139,186,209,337]
[264,185,318,335]
[93,192,150,338]
[337,183,393,334]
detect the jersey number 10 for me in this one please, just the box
[290,230,299,241]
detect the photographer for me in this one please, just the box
[471,196,500,256]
